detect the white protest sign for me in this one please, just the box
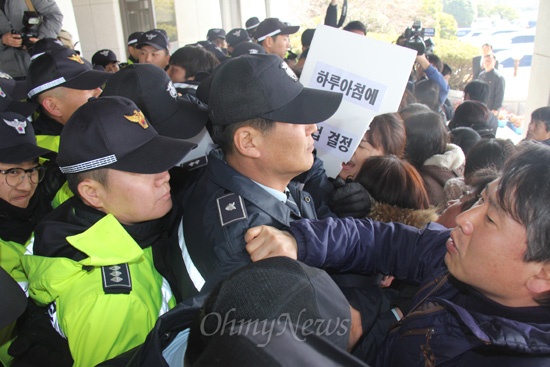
[300,25,417,178]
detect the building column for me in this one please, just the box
[174,0,222,47]
[71,0,126,60]
[525,1,550,120]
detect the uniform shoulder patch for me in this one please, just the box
[179,155,208,171]
[101,263,132,294]
[217,193,247,226]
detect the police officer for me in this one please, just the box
[21,96,196,367]
[0,111,61,366]
[26,47,111,152]
[181,54,342,292]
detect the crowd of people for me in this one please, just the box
[0,0,549,366]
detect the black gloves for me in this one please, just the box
[9,300,73,367]
[38,159,67,202]
[329,177,372,218]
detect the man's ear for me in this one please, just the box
[40,97,63,119]
[77,179,106,210]
[263,36,274,51]
[526,264,550,295]
[232,126,261,158]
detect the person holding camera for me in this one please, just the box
[0,0,63,79]
[415,53,449,107]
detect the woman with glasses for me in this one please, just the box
[0,111,64,366]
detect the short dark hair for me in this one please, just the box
[531,107,550,131]
[449,127,481,157]
[464,80,489,105]
[66,168,109,200]
[398,89,417,113]
[404,111,448,168]
[212,117,274,156]
[464,138,516,184]
[343,21,367,35]
[366,113,406,158]
[170,46,220,79]
[498,141,550,262]
[399,103,431,121]
[442,63,452,77]
[497,141,550,306]
[458,167,499,213]
[355,155,429,210]
[413,79,440,113]
[448,100,490,134]
[426,53,443,73]
[301,29,315,47]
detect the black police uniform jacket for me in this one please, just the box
[180,148,319,293]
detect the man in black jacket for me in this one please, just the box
[478,53,505,112]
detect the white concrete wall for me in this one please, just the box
[174,0,223,48]
[525,0,550,120]
[66,0,295,59]
[172,0,291,50]
[219,0,239,31]
[265,0,292,22]
[238,0,268,27]
[55,0,80,52]
[71,0,126,61]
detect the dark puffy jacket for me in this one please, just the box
[288,217,550,366]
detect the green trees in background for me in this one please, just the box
[154,0,178,42]
[443,0,475,28]
[478,3,519,22]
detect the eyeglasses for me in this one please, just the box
[0,165,46,187]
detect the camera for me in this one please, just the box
[403,21,435,55]
[11,11,42,49]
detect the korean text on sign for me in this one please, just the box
[312,124,355,162]
[311,62,387,113]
